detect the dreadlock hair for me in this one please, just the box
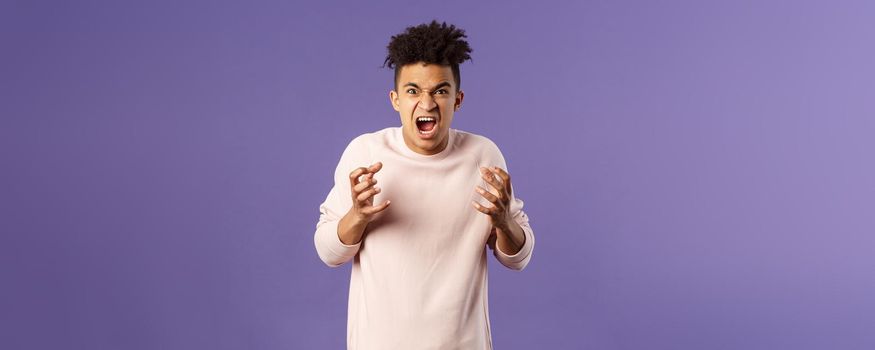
[382,20,473,92]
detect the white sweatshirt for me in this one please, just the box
[314,126,535,350]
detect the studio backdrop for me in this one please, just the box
[2,1,874,349]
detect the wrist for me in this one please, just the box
[344,210,369,229]
[337,210,369,245]
[498,216,514,230]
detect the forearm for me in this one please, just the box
[494,218,526,256]
[338,210,368,245]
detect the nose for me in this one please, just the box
[417,92,437,111]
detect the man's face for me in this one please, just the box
[389,62,464,155]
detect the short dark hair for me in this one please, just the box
[382,20,473,91]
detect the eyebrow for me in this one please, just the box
[403,81,452,90]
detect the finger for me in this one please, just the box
[360,200,391,215]
[491,167,512,197]
[349,167,369,189]
[355,169,375,184]
[480,169,505,199]
[491,166,510,183]
[356,186,381,203]
[475,186,499,205]
[353,174,376,193]
[480,167,502,185]
[481,166,503,183]
[368,161,383,174]
[471,200,495,215]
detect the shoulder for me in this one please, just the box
[348,127,392,145]
[453,129,504,160]
[343,127,395,153]
[452,129,508,168]
[338,127,400,168]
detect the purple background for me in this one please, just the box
[3,1,874,349]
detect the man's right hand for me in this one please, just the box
[349,161,391,222]
[338,162,390,245]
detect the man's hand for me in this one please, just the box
[337,162,390,245]
[471,166,513,230]
[472,166,525,255]
[348,161,391,222]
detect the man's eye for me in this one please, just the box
[436,89,447,94]
[406,89,418,94]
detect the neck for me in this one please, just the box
[403,130,449,155]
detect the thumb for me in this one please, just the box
[369,161,383,173]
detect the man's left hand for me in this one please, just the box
[472,166,513,231]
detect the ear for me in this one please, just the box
[389,90,400,112]
[455,89,464,110]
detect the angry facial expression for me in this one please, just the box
[389,62,464,155]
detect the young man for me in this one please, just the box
[314,20,535,349]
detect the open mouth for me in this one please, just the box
[415,116,438,137]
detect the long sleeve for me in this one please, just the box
[484,142,535,271]
[314,136,370,267]
[316,127,532,349]
[491,195,535,271]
